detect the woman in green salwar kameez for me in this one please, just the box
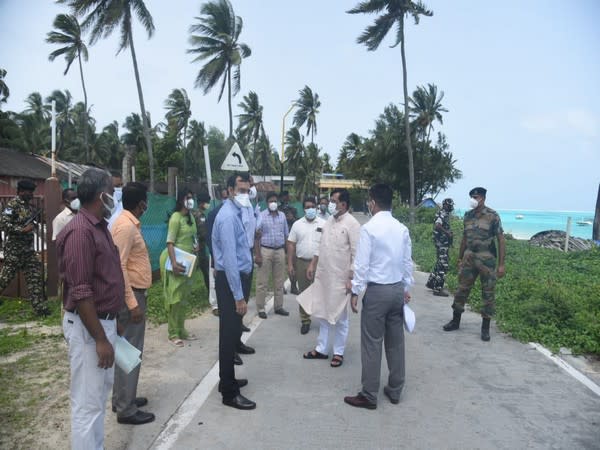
[160,190,199,346]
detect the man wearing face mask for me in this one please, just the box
[0,179,49,316]
[426,198,454,296]
[110,182,155,425]
[255,191,290,318]
[442,187,506,341]
[317,197,330,220]
[287,197,325,334]
[56,168,125,449]
[52,188,79,241]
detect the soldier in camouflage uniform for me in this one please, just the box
[426,198,454,296]
[0,179,49,316]
[442,187,505,341]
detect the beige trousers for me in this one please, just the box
[255,247,285,312]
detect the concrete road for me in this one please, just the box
[105,213,600,450]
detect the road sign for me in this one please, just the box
[221,142,249,171]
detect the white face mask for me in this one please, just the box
[248,186,257,200]
[328,202,337,215]
[268,201,278,212]
[305,208,317,220]
[101,192,116,220]
[69,198,80,211]
[234,193,251,208]
[469,197,479,209]
[185,198,195,210]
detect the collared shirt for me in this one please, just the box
[258,209,289,248]
[317,210,330,221]
[212,199,253,301]
[52,207,75,241]
[57,208,125,314]
[288,216,325,259]
[241,204,260,249]
[352,210,414,295]
[110,209,152,309]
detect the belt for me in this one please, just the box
[297,257,313,262]
[261,245,284,250]
[65,309,117,320]
[367,281,403,287]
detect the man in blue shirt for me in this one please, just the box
[212,172,256,410]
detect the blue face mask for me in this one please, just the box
[305,208,317,220]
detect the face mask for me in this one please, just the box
[101,192,116,220]
[234,193,251,208]
[248,186,257,200]
[268,201,278,212]
[319,204,327,213]
[469,197,479,209]
[69,198,80,211]
[185,198,195,210]
[305,208,317,220]
[328,202,337,215]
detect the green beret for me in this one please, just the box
[17,180,36,191]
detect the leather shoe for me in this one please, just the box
[234,353,243,365]
[117,410,155,425]
[236,343,255,354]
[300,323,310,335]
[112,397,148,412]
[274,308,289,316]
[258,311,267,319]
[223,394,256,410]
[241,323,251,332]
[344,393,377,410]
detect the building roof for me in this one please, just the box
[0,148,65,179]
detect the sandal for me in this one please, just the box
[303,349,328,359]
[330,354,344,367]
[169,338,184,347]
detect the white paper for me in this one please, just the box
[165,247,197,277]
[403,304,416,333]
[114,336,142,374]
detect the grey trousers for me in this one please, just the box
[360,282,405,404]
[112,289,147,418]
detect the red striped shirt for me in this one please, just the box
[56,208,125,314]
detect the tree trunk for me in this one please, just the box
[128,24,154,192]
[182,124,187,180]
[227,65,233,138]
[400,18,415,225]
[78,50,89,162]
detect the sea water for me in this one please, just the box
[454,209,595,240]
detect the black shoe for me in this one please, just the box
[258,311,267,319]
[274,308,289,316]
[432,289,449,297]
[35,307,51,317]
[223,394,256,410]
[300,323,310,335]
[241,323,251,332]
[443,311,462,331]
[236,343,255,354]
[234,353,243,365]
[112,397,148,413]
[481,318,491,342]
[117,410,155,425]
[344,393,377,410]
[218,379,248,392]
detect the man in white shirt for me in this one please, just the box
[344,184,414,410]
[287,197,325,335]
[52,188,79,241]
[317,196,330,220]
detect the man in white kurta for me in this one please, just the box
[298,189,360,367]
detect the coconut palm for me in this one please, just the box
[46,13,90,159]
[284,127,305,175]
[187,119,207,178]
[0,68,9,106]
[23,92,50,122]
[61,0,157,191]
[348,0,433,224]
[188,0,251,138]
[45,89,74,156]
[253,134,275,178]
[236,91,264,159]
[165,88,192,177]
[409,83,447,143]
[292,85,320,143]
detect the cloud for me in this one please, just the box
[520,109,598,138]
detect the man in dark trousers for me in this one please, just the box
[211,172,256,410]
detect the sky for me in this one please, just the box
[1,0,599,211]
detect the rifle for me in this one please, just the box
[23,208,42,227]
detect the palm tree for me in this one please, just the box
[46,13,90,160]
[254,134,275,178]
[187,119,207,178]
[284,127,305,175]
[188,0,251,138]
[409,83,447,143]
[236,91,264,159]
[292,85,321,143]
[23,92,50,122]
[348,0,433,224]
[61,0,157,191]
[45,89,74,156]
[164,88,192,177]
[0,68,9,106]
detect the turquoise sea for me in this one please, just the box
[454,209,595,240]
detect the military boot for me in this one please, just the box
[481,318,491,341]
[443,311,461,331]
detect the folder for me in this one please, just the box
[403,304,416,333]
[165,247,197,277]
[115,336,142,374]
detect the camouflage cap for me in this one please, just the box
[442,198,454,207]
[469,187,487,197]
[17,179,36,191]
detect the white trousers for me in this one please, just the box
[63,311,117,450]
[315,308,350,356]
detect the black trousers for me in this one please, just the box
[237,255,253,345]
[216,270,250,399]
